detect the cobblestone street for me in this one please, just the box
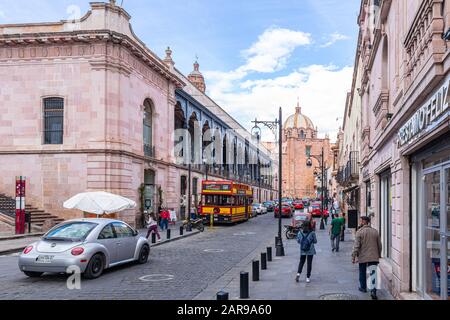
[0,213,393,300]
[0,214,279,300]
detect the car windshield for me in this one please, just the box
[44,222,98,241]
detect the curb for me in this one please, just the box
[0,233,44,241]
[0,230,202,255]
[0,246,28,256]
[149,229,201,247]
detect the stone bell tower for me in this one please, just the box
[188,59,206,93]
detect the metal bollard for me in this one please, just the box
[151,233,156,244]
[167,228,171,240]
[267,247,272,262]
[252,260,260,281]
[217,291,229,300]
[261,252,267,270]
[179,226,184,236]
[240,272,249,299]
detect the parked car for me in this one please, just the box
[262,201,275,212]
[18,218,149,279]
[292,200,304,210]
[309,203,330,218]
[252,203,267,215]
[274,205,293,218]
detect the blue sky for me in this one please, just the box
[0,0,361,140]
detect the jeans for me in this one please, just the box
[331,233,340,251]
[298,255,314,278]
[359,262,379,291]
[160,219,169,230]
[146,225,161,240]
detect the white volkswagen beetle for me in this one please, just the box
[18,218,150,279]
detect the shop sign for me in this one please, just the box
[398,77,450,147]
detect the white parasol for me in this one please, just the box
[63,191,136,215]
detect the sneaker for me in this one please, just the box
[332,248,335,252]
[358,287,367,293]
[295,274,300,283]
[336,249,339,252]
[157,238,162,242]
[306,278,311,283]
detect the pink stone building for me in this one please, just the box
[0,2,277,228]
[341,0,450,300]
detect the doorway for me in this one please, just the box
[422,165,449,300]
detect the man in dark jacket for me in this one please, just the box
[352,216,382,300]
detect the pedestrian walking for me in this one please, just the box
[352,216,382,300]
[146,213,161,241]
[295,220,317,283]
[340,212,346,241]
[323,208,329,226]
[330,213,344,252]
[159,207,170,231]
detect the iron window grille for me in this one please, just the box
[43,97,64,145]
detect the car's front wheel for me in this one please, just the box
[24,271,43,278]
[84,253,105,279]
[137,245,150,264]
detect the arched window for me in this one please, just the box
[43,97,64,145]
[300,130,305,139]
[143,99,153,157]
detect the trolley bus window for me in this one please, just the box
[204,195,233,206]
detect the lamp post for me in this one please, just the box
[307,147,326,230]
[203,159,209,181]
[251,107,284,256]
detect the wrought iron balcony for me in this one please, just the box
[144,144,155,158]
[336,152,359,187]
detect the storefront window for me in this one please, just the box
[380,172,392,258]
[423,149,450,170]
[424,171,442,299]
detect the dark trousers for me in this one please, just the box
[160,218,169,230]
[298,255,314,278]
[331,233,340,251]
[146,225,161,240]
[359,262,379,291]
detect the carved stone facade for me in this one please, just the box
[342,0,450,300]
[0,2,277,227]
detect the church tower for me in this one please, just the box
[188,59,206,93]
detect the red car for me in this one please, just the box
[292,201,304,210]
[274,205,293,218]
[310,203,330,218]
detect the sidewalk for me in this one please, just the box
[217,223,394,300]
[0,220,199,255]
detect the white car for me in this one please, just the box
[252,203,268,215]
[18,218,149,279]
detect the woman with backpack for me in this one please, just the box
[295,220,318,283]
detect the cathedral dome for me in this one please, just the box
[284,101,315,130]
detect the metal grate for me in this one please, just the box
[43,97,64,145]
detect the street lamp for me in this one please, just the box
[251,107,284,257]
[307,147,327,230]
[203,158,209,181]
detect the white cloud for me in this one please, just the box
[203,27,352,142]
[320,32,350,48]
[240,27,311,73]
[207,65,353,142]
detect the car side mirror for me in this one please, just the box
[133,229,139,237]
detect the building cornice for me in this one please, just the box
[0,30,185,88]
